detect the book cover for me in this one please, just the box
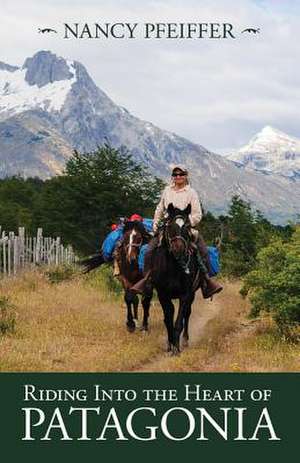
[0,0,299,461]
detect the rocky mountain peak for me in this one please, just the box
[227,126,300,179]
[240,126,300,152]
[258,125,281,137]
[244,125,298,150]
[22,50,74,88]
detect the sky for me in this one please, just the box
[1,0,299,154]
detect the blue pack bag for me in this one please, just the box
[142,218,153,233]
[102,228,123,261]
[102,218,152,264]
[207,246,220,277]
[138,244,149,272]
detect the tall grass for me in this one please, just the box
[0,267,164,372]
[0,268,298,372]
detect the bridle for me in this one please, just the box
[124,228,143,260]
[167,232,188,251]
[124,240,143,249]
[165,215,191,257]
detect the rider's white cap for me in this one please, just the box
[170,164,188,174]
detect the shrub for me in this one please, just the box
[0,296,16,335]
[241,227,300,340]
[87,264,123,295]
[45,265,78,284]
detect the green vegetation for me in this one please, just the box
[0,296,16,335]
[241,227,300,339]
[200,196,298,338]
[200,195,293,277]
[84,264,123,296]
[0,145,164,254]
[45,264,79,284]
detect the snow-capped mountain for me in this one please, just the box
[0,50,299,224]
[227,126,300,180]
[0,55,76,116]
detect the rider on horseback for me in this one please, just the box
[131,164,223,299]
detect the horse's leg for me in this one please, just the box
[125,289,135,332]
[157,291,175,352]
[141,290,152,331]
[133,294,139,326]
[174,293,195,354]
[182,293,195,348]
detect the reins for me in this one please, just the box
[164,215,192,272]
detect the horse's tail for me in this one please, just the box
[80,252,105,273]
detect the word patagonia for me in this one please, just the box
[63,22,235,40]
[22,406,281,442]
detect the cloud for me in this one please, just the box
[1,0,299,152]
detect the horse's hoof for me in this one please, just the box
[140,325,149,332]
[171,345,180,356]
[134,319,140,329]
[126,323,135,333]
[182,337,189,348]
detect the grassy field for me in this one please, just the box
[0,267,299,372]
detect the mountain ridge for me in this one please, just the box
[0,50,299,224]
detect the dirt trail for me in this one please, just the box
[136,290,224,372]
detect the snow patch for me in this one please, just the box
[227,126,300,179]
[0,61,76,117]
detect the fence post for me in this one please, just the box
[18,227,25,269]
[28,237,32,265]
[3,238,7,275]
[13,237,18,275]
[7,237,11,276]
[35,228,43,264]
[55,237,61,265]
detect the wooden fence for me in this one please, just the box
[0,227,76,276]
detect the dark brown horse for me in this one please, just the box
[82,221,152,332]
[149,203,202,354]
[118,221,152,332]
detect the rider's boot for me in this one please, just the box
[130,271,152,295]
[192,234,223,299]
[200,273,223,299]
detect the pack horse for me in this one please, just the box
[82,220,152,332]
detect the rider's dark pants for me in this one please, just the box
[197,234,211,274]
[143,236,159,275]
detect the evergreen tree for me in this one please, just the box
[0,176,42,232]
[199,211,222,245]
[222,195,258,276]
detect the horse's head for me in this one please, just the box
[165,203,192,258]
[123,221,144,264]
